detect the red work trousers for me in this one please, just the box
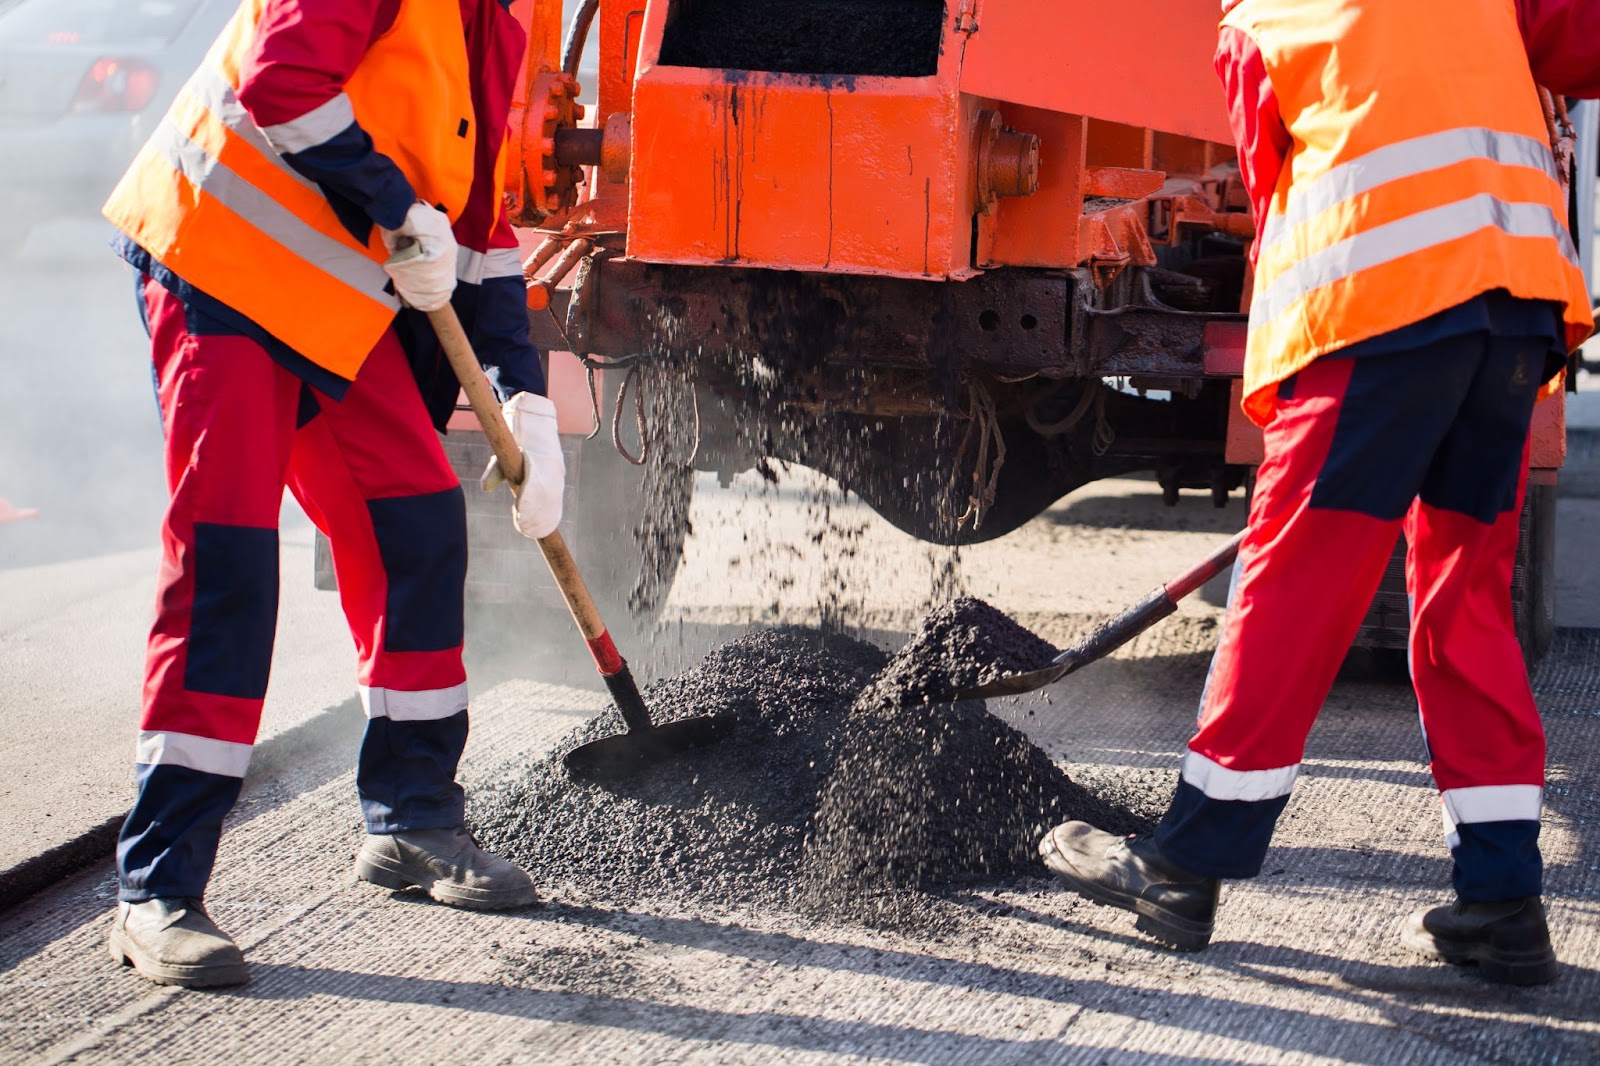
[118,276,471,902]
[1154,333,1547,902]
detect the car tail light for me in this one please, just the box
[70,57,160,114]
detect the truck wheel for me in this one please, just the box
[1512,479,1557,665]
[837,411,1139,546]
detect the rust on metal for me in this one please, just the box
[975,109,1042,206]
[1083,166,1166,200]
[527,237,595,312]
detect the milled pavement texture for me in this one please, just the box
[4,227,1599,1063]
[4,626,1598,1064]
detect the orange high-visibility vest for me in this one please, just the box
[1222,0,1594,426]
[102,0,476,384]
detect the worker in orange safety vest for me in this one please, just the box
[100,0,564,989]
[1039,0,1598,986]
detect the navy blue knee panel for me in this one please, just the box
[186,523,279,699]
[366,487,467,653]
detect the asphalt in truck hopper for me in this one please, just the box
[657,0,946,79]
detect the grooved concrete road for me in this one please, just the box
[5,224,1600,1065]
[4,633,1599,1064]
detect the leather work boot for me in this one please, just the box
[1404,896,1558,986]
[108,898,249,988]
[1039,821,1220,950]
[355,826,538,910]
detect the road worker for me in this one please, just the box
[1040,0,1599,985]
[101,0,564,988]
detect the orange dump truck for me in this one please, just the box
[465,0,1593,656]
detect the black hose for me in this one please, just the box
[562,0,601,79]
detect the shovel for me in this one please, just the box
[422,302,735,781]
[956,529,1245,700]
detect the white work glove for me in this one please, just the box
[379,202,458,312]
[483,392,565,540]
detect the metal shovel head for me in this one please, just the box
[563,714,737,782]
[956,656,1078,701]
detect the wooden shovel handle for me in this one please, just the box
[427,307,525,486]
[426,305,612,648]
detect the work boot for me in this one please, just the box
[108,898,248,988]
[1039,821,1220,950]
[1404,896,1557,986]
[355,826,538,910]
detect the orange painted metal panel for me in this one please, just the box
[1223,379,1265,466]
[1086,119,1153,170]
[959,0,1233,145]
[983,107,1085,268]
[627,0,972,278]
[599,0,645,121]
[630,77,966,277]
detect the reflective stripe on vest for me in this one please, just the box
[102,0,473,383]
[1257,127,1562,253]
[1251,187,1579,331]
[1221,0,1594,427]
[151,76,396,307]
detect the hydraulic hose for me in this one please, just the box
[562,0,601,79]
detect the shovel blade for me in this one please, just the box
[563,714,736,782]
[956,662,1073,701]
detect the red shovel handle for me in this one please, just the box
[1164,530,1247,601]
[1049,529,1246,681]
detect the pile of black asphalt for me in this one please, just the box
[471,604,1154,923]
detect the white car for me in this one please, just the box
[0,0,234,256]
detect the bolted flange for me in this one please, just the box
[514,70,587,225]
[974,108,1041,208]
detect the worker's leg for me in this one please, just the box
[117,278,299,902]
[1405,337,1546,902]
[1039,348,1478,949]
[289,332,535,909]
[285,328,469,833]
[1153,343,1482,878]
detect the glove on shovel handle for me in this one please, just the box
[422,303,635,704]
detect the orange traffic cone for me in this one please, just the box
[0,497,39,525]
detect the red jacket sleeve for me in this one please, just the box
[1518,0,1600,98]
[450,0,544,398]
[233,0,415,231]
[1215,24,1291,263]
